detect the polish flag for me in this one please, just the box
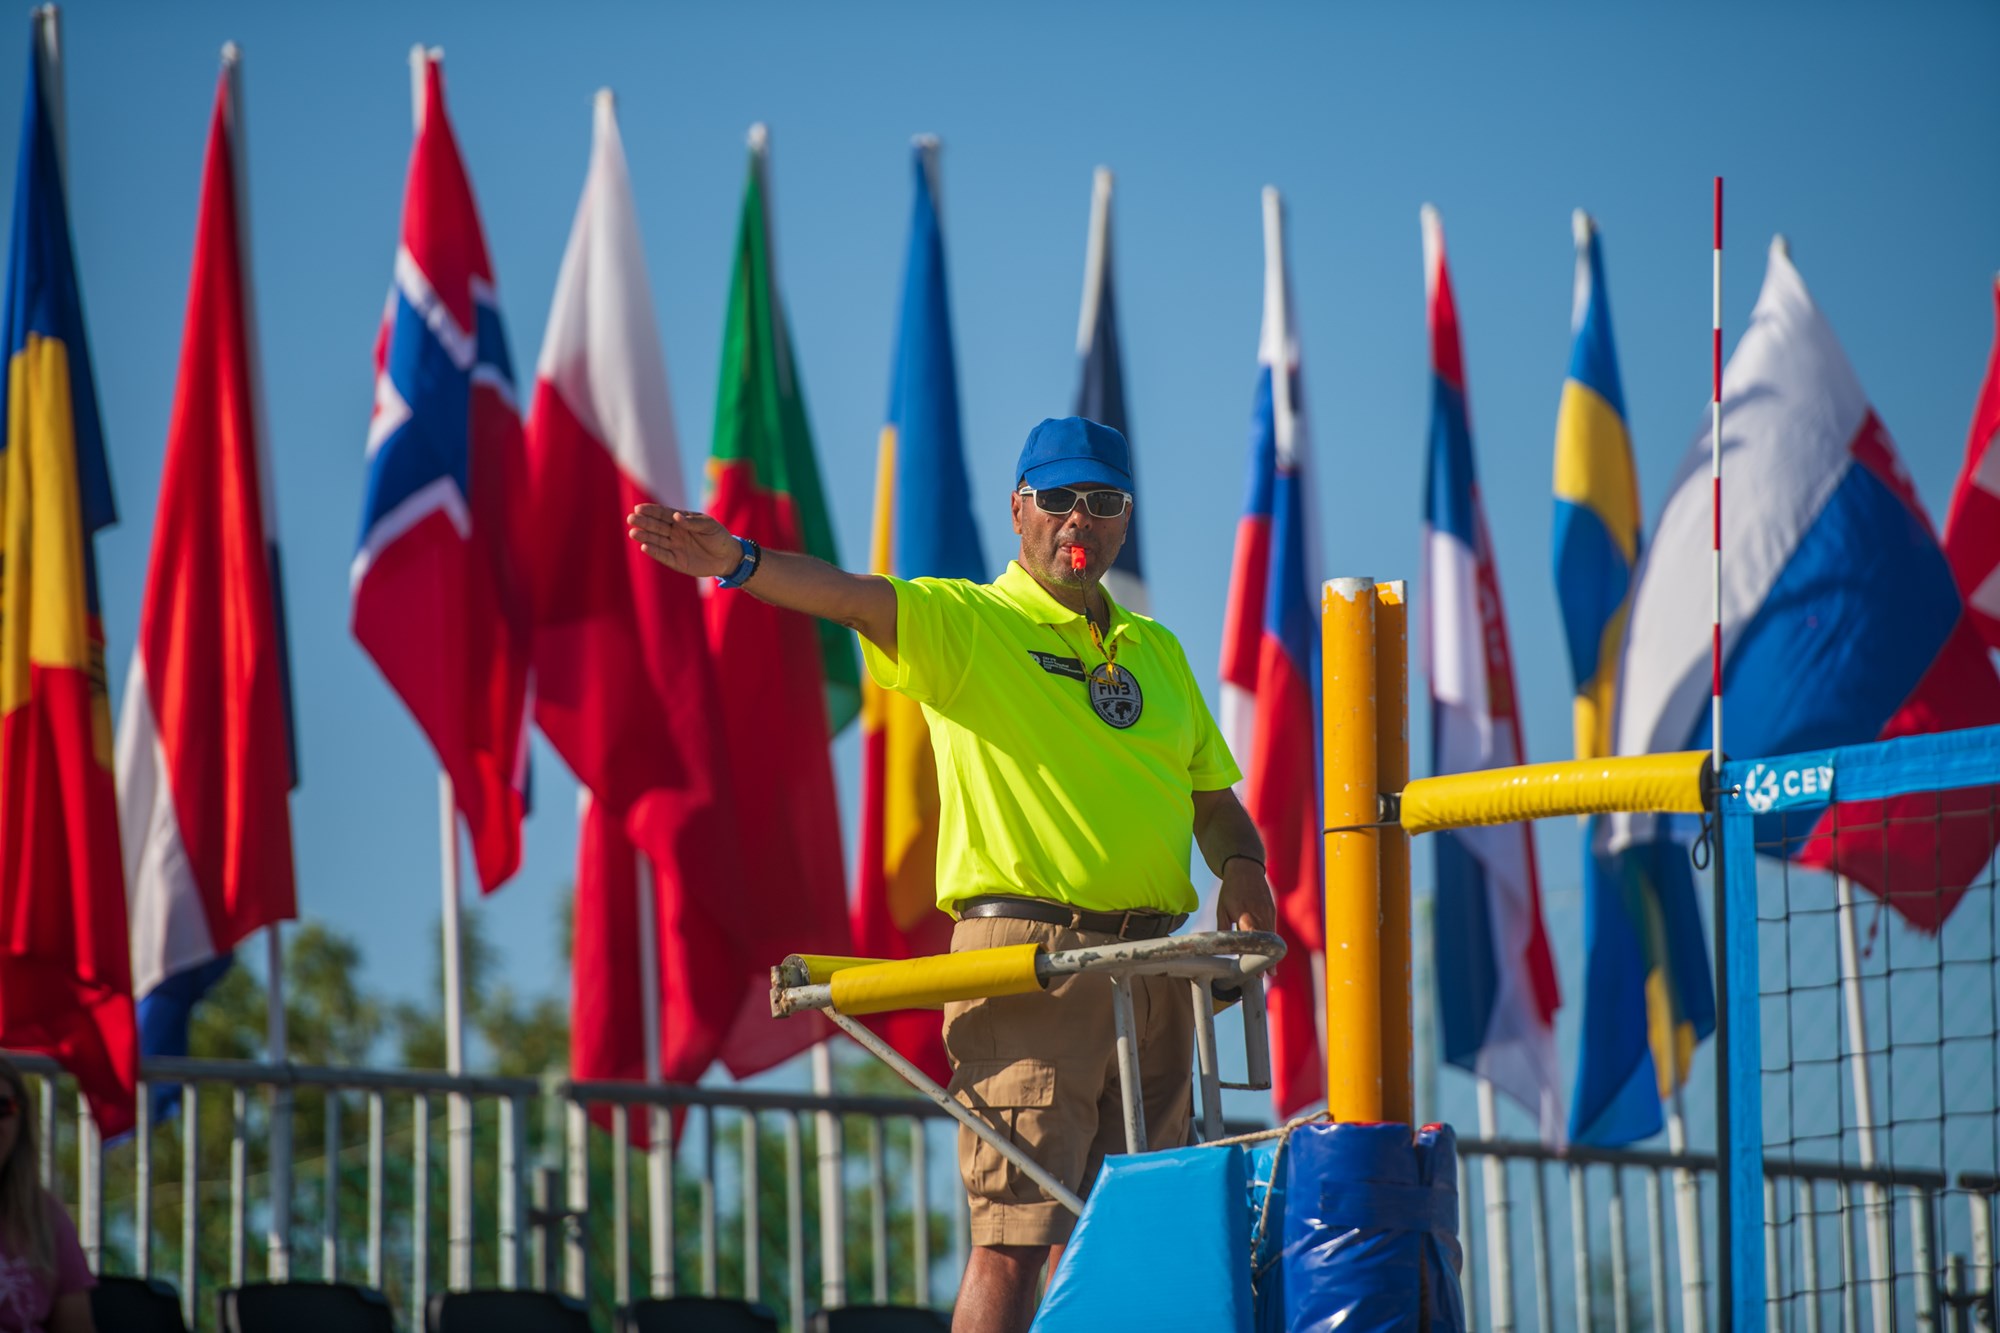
[526,93,786,1084]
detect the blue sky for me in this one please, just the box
[23,2,1999,1123]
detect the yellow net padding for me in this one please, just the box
[1398,750,1710,835]
[788,955,895,984]
[826,943,1046,1015]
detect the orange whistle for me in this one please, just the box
[1071,547,1087,572]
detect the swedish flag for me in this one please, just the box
[1552,210,1640,761]
[1555,213,1713,1146]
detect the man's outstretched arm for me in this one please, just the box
[627,504,899,657]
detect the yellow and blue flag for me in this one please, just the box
[0,17,136,1137]
[1552,210,1640,761]
[1555,213,1712,1145]
[852,139,985,1083]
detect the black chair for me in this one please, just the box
[427,1288,593,1332]
[620,1296,781,1332]
[92,1275,187,1333]
[807,1308,952,1333]
[219,1282,397,1333]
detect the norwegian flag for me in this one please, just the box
[351,55,531,893]
[1945,274,2000,652]
[1219,189,1324,1119]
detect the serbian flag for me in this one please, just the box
[528,94,767,1081]
[117,52,297,1085]
[853,140,986,1083]
[0,20,137,1136]
[1073,168,1145,613]
[1945,274,2000,652]
[1218,188,1323,1119]
[1420,207,1563,1144]
[352,53,531,894]
[702,124,855,1069]
[1614,238,2000,937]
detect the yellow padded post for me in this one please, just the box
[826,943,1047,1015]
[1323,577,1382,1123]
[1398,750,1711,835]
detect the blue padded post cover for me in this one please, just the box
[1031,1143,1253,1332]
[1281,1123,1466,1333]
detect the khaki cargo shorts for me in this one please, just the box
[943,915,1195,1248]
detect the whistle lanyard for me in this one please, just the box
[1087,618,1121,685]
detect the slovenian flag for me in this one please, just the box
[853,139,987,1083]
[0,17,138,1136]
[1613,239,2000,932]
[1421,206,1563,1144]
[1219,188,1324,1118]
[117,52,297,1093]
[1073,167,1145,613]
[352,53,532,895]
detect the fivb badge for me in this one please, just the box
[1740,753,1837,814]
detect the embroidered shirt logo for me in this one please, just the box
[1026,650,1087,681]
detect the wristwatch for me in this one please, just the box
[717,535,762,589]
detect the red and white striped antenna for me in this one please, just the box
[1710,177,1724,772]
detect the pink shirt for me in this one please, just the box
[0,1194,92,1331]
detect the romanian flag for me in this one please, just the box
[0,19,137,1136]
[704,125,855,1066]
[853,140,985,1082]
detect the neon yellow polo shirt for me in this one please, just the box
[860,561,1241,916]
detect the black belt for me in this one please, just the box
[958,895,1187,941]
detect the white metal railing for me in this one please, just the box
[14,1051,1998,1330]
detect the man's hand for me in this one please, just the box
[627,505,741,579]
[1216,856,1276,935]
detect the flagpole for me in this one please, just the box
[1076,167,1112,357]
[411,43,474,1294]
[1836,873,1894,1328]
[1703,174,1727,1332]
[634,849,670,1295]
[218,41,295,1281]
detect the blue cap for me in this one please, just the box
[1015,416,1132,493]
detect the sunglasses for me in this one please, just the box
[1017,485,1133,519]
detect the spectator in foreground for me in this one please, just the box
[0,1056,94,1333]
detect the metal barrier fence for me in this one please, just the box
[17,1048,2000,1329]
[1457,1136,1996,1331]
[9,1051,966,1331]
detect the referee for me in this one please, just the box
[628,416,1275,1333]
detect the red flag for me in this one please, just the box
[0,26,136,1135]
[528,95,794,1082]
[117,59,296,1059]
[1945,274,2000,652]
[571,793,743,1120]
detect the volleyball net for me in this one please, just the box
[1718,725,2000,1330]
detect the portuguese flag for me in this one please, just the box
[704,125,858,991]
